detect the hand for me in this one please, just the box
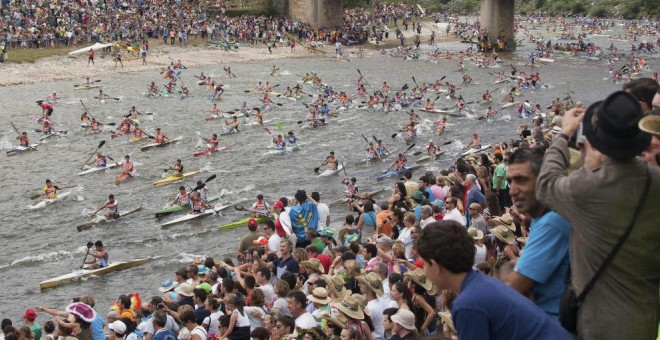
[561,107,586,136]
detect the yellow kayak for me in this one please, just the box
[129,136,145,143]
[153,171,199,187]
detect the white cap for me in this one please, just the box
[108,320,127,335]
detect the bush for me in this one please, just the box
[571,1,587,15]
[589,5,610,17]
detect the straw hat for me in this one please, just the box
[355,272,384,297]
[639,115,660,137]
[300,258,325,274]
[332,295,364,320]
[439,311,456,334]
[351,293,371,317]
[493,213,515,231]
[323,274,348,299]
[404,268,436,294]
[307,287,332,305]
[517,237,528,245]
[467,227,484,240]
[175,283,195,297]
[321,312,349,330]
[391,309,416,331]
[491,225,515,245]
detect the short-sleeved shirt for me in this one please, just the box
[152,330,176,340]
[492,163,507,189]
[237,231,262,254]
[452,271,572,339]
[272,255,299,278]
[514,211,571,317]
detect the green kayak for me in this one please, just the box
[155,195,221,218]
[218,216,272,231]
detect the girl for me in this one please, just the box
[219,294,250,340]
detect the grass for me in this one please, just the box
[4,46,76,63]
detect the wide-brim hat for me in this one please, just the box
[404,268,434,293]
[438,311,456,334]
[355,272,384,297]
[391,309,416,330]
[322,312,349,329]
[492,213,515,231]
[639,115,660,137]
[491,225,515,245]
[65,302,97,323]
[332,295,364,320]
[583,91,650,160]
[467,227,484,240]
[301,258,325,274]
[351,293,371,317]
[175,283,195,297]
[307,287,332,305]
[159,279,177,293]
[323,274,348,299]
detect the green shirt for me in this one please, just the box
[311,237,326,253]
[30,323,42,340]
[493,163,507,190]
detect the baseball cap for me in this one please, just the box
[247,219,258,228]
[272,200,285,209]
[108,320,127,335]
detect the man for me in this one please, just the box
[255,267,275,304]
[492,153,510,209]
[262,220,281,253]
[256,239,299,278]
[273,198,296,245]
[443,197,466,226]
[501,147,571,318]
[418,176,435,202]
[23,309,41,340]
[465,174,486,226]
[274,315,295,339]
[428,175,445,202]
[375,203,392,237]
[362,243,380,272]
[84,241,109,269]
[319,151,338,171]
[623,77,659,113]
[237,218,262,257]
[95,194,119,219]
[148,310,177,340]
[168,159,183,176]
[287,291,318,329]
[307,287,332,320]
[536,91,660,338]
[42,179,59,199]
[170,186,190,207]
[467,203,488,234]
[389,309,418,340]
[373,262,392,302]
[311,192,330,228]
[288,190,319,247]
[356,272,387,340]
[402,171,419,200]
[417,221,572,339]
[419,205,435,229]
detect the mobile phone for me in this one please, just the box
[576,122,586,146]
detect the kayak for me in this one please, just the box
[39,131,68,140]
[221,128,242,136]
[354,155,389,167]
[193,145,230,157]
[262,144,304,157]
[78,163,119,176]
[75,85,101,90]
[140,137,181,151]
[416,150,446,164]
[6,144,39,155]
[329,189,386,205]
[538,58,554,63]
[29,191,72,210]
[39,257,152,290]
[218,216,272,231]
[421,108,461,116]
[461,144,493,156]
[253,90,282,96]
[129,136,146,143]
[376,165,421,181]
[500,102,518,109]
[155,195,222,218]
[318,163,344,177]
[478,99,492,105]
[114,171,135,186]
[160,204,229,228]
[153,171,199,188]
[76,207,143,232]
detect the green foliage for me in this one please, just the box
[589,4,611,17]
[344,0,367,8]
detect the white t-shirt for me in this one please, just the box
[202,310,224,336]
[316,203,330,228]
[268,234,281,253]
[367,299,387,340]
[243,306,268,331]
[295,312,319,329]
[142,313,180,336]
[420,216,436,229]
[279,208,293,235]
[259,283,276,304]
[397,227,414,260]
[190,326,207,340]
[474,243,487,266]
[233,310,251,328]
[443,208,466,226]
[272,297,289,315]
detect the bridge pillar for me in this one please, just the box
[288,0,343,28]
[480,0,515,51]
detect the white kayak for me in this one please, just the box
[140,137,181,151]
[461,144,493,156]
[78,163,119,176]
[76,207,143,232]
[318,163,344,177]
[160,204,230,228]
[6,144,39,155]
[29,191,71,210]
[68,42,114,55]
[39,257,152,290]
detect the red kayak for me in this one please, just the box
[193,145,230,157]
[205,114,219,121]
[111,130,129,139]
[114,171,135,185]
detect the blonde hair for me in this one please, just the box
[403,211,416,224]
[392,241,406,260]
[293,247,308,263]
[274,279,290,298]
[343,260,360,277]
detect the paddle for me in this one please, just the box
[81,140,106,170]
[412,76,419,88]
[357,69,372,88]
[80,242,94,269]
[459,95,476,116]
[361,133,370,145]
[275,122,285,135]
[90,203,106,217]
[192,175,217,192]
[383,143,416,173]
[79,100,98,122]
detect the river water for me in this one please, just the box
[0,28,656,318]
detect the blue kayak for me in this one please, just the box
[376,165,421,181]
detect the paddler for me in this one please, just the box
[49,91,59,102]
[436,117,447,135]
[204,134,219,150]
[87,151,110,168]
[95,194,119,219]
[128,106,141,118]
[504,92,515,103]
[210,103,219,116]
[41,121,53,134]
[273,135,287,150]
[287,131,298,145]
[261,94,272,110]
[115,119,132,136]
[320,151,339,171]
[366,143,380,160]
[17,131,29,147]
[43,179,59,199]
[154,128,169,144]
[283,86,293,97]
[226,116,240,133]
[38,101,54,117]
[376,139,390,157]
[132,124,143,139]
[117,155,136,182]
[467,133,482,149]
[482,90,492,101]
[195,181,210,202]
[254,108,264,124]
[427,140,438,155]
[486,107,497,120]
[250,194,270,217]
[341,177,359,198]
[189,192,211,215]
[89,118,102,133]
[424,98,434,111]
[240,101,249,114]
[97,89,108,100]
[388,154,407,172]
[84,77,94,86]
[171,186,191,207]
[271,65,279,76]
[168,159,184,176]
[80,111,90,126]
[84,241,109,269]
[148,82,158,96]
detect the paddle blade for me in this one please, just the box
[275,122,284,132]
[413,151,422,156]
[205,174,217,183]
[314,167,320,173]
[391,133,398,138]
[98,140,106,148]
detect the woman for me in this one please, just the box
[468,227,488,266]
[387,182,408,210]
[243,289,268,331]
[337,259,361,294]
[448,184,465,214]
[388,208,405,240]
[476,167,491,196]
[340,326,359,340]
[355,201,377,242]
[271,280,290,315]
[396,212,417,260]
[405,269,438,336]
[322,312,349,339]
[332,296,373,340]
[484,192,501,219]
[219,294,250,340]
[55,303,95,340]
[389,281,412,310]
[180,310,207,340]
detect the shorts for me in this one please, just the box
[46,109,53,116]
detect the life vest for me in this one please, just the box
[43,185,57,199]
[175,192,190,206]
[192,199,204,213]
[106,200,119,214]
[96,155,107,167]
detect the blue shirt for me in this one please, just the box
[152,330,176,340]
[273,255,299,278]
[465,186,486,226]
[91,315,105,340]
[514,211,571,317]
[453,271,572,340]
[413,204,422,222]
[424,188,435,202]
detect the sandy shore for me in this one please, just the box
[0,21,454,87]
